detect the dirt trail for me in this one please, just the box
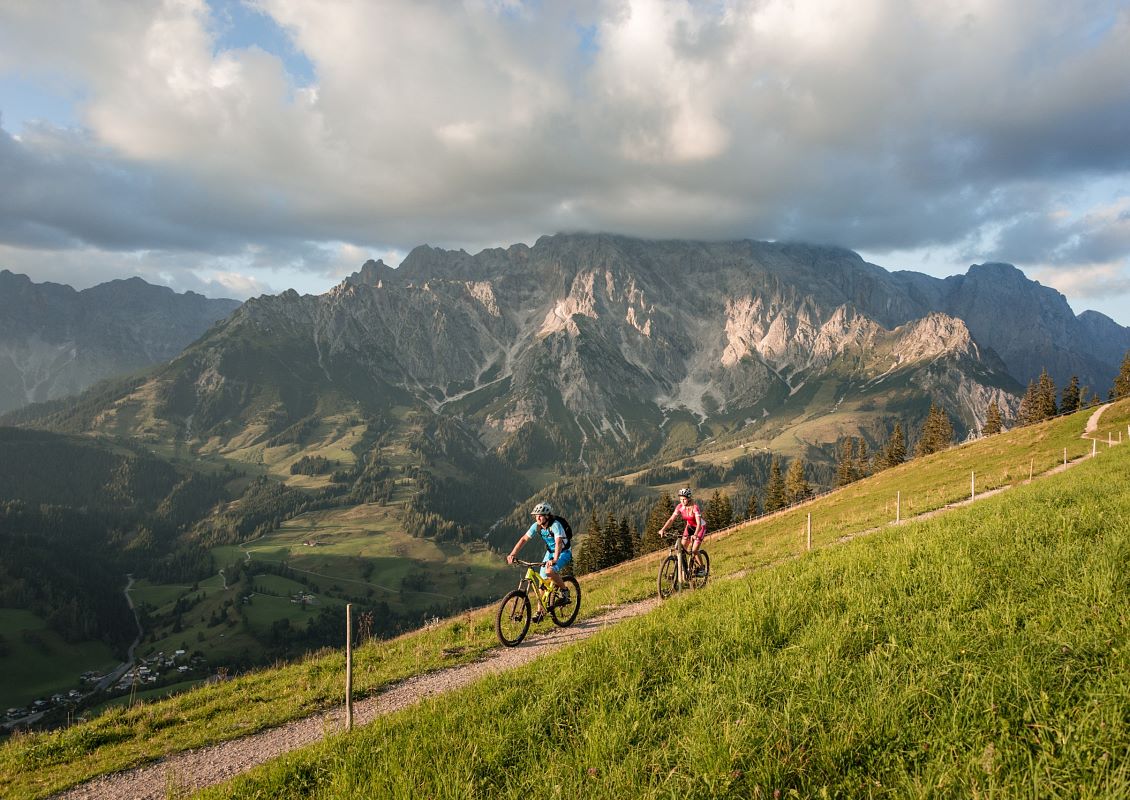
[52,405,1116,800]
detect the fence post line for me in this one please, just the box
[345,603,353,732]
[806,513,812,551]
[971,471,975,500]
[896,491,901,523]
[1063,447,1067,465]
[1110,432,1113,447]
[1029,457,1033,481]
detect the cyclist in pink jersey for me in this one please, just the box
[657,487,707,575]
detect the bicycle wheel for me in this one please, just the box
[657,555,679,600]
[549,576,581,627]
[689,549,710,589]
[495,590,531,647]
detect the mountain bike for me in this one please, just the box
[495,560,581,647]
[657,533,710,600]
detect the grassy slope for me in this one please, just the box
[1,401,1127,798]
[203,422,1130,799]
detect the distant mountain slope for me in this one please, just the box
[9,234,1127,486]
[889,261,1130,391]
[0,270,241,413]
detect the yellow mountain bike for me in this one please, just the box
[495,560,581,647]
[657,532,710,599]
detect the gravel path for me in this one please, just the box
[53,600,660,800]
[53,405,1116,799]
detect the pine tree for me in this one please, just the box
[745,491,760,519]
[572,511,605,575]
[641,492,674,554]
[915,403,954,457]
[853,438,870,480]
[1036,369,1058,421]
[764,456,787,513]
[835,438,857,487]
[607,513,635,565]
[705,490,733,531]
[1060,376,1080,414]
[1018,379,1038,425]
[784,458,811,505]
[983,400,1002,436]
[1112,349,1130,400]
[884,422,906,468]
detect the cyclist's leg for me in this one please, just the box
[540,552,568,591]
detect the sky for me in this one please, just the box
[1,0,1128,325]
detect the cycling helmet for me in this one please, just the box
[678,487,693,498]
[531,502,553,516]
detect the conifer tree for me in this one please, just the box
[745,491,760,519]
[763,456,787,513]
[982,400,1002,436]
[641,492,675,554]
[705,489,734,531]
[1112,349,1130,400]
[884,422,906,468]
[605,513,634,565]
[1018,379,1039,425]
[1060,376,1080,414]
[784,458,811,505]
[915,403,954,456]
[835,438,857,487]
[572,511,604,575]
[853,438,870,480]
[1036,369,1058,421]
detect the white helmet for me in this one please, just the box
[678,487,693,498]
[531,502,553,516]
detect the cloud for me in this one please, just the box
[0,0,1129,321]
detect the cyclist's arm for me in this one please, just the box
[507,526,535,563]
[659,508,679,533]
[692,504,705,530]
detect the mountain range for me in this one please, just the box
[0,269,241,414]
[8,234,1127,488]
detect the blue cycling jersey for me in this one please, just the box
[524,519,568,553]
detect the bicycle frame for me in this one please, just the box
[657,533,708,600]
[496,559,582,647]
[515,562,558,615]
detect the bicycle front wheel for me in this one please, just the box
[658,555,679,600]
[689,549,710,589]
[549,576,581,627]
[496,590,531,647]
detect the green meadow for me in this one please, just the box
[202,422,1130,799]
[2,401,1127,798]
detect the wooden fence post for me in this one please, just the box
[896,491,901,523]
[1063,447,1067,465]
[345,603,353,732]
[806,513,812,551]
[971,471,975,500]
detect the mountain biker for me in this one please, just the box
[658,487,707,575]
[506,502,572,616]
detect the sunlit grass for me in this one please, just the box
[2,401,1126,798]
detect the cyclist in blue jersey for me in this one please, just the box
[506,501,572,614]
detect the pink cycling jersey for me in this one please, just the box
[676,502,706,540]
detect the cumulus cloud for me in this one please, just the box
[0,0,1129,320]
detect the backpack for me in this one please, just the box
[548,514,572,550]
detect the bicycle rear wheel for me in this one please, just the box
[549,576,581,627]
[689,549,710,589]
[657,555,679,600]
[495,590,531,647]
